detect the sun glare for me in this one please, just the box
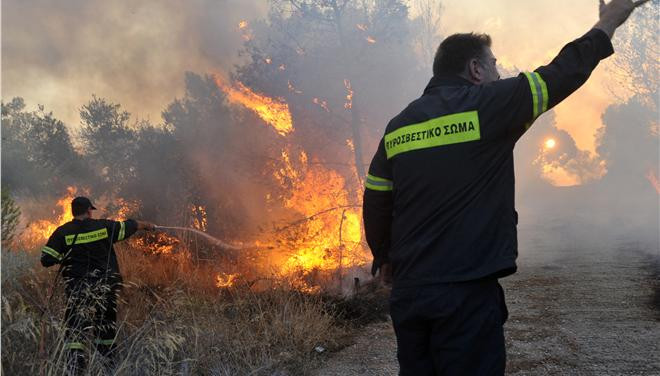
[544,138,556,149]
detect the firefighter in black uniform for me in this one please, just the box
[41,196,155,371]
[362,1,651,375]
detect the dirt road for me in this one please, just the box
[314,237,660,375]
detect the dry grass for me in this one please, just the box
[0,242,385,375]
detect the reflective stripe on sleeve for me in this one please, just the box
[117,221,126,241]
[365,174,393,192]
[523,72,549,121]
[94,338,115,346]
[41,246,63,261]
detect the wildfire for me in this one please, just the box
[238,20,248,29]
[191,205,208,231]
[344,79,353,110]
[356,23,368,31]
[646,169,660,194]
[312,97,330,112]
[288,80,303,94]
[133,232,180,255]
[366,36,376,44]
[215,77,294,136]
[24,186,77,244]
[215,272,239,288]
[271,148,367,277]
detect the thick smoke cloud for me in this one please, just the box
[1,0,267,126]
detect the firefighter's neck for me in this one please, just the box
[74,212,91,221]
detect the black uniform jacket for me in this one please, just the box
[363,29,614,288]
[41,218,138,281]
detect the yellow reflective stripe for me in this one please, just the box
[41,246,62,260]
[365,174,393,191]
[383,111,480,159]
[538,73,549,113]
[65,342,84,350]
[523,72,548,120]
[65,228,108,245]
[523,72,540,119]
[117,221,126,241]
[94,338,115,345]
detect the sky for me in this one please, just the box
[0,0,643,154]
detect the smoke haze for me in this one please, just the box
[2,0,658,263]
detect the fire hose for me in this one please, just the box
[153,225,243,250]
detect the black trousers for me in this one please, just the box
[64,277,120,356]
[389,279,508,376]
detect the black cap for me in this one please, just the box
[71,196,97,216]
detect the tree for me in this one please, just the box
[1,188,21,248]
[235,0,430,202]
[1,97,84,196]
[79,96,138,191]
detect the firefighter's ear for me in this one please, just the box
[467,58,482,84]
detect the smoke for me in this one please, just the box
[1,0,267,126]
[2,0,658,264]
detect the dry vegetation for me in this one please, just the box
[1,242,388,376]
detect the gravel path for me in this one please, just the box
[313,238,660,375]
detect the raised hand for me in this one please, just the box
[595,0,652,38]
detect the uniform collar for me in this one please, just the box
[423,75,474,94]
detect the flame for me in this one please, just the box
[366,36,376,44]
[133,232,180,254]
[268,147,367,279]
[356,23,368,31]
[215,77,294,136]
[114,198,139,220]
[287,80,303,94]
[238,20,248,29]
[312,98,330,112]
[191,205,208,231]
[215,272,239,288]
[24,186,77,244]
[646,169,660,194]
[344,79,353,110]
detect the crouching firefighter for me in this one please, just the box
[40,196,155,372]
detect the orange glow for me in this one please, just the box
[646,170,660,194]
[366,36,376,44]
[114,198,139,220]
[215,77,294,136]
[215,272,239,288]
[133,232,180,255]
[238,20,248,29]
[266,146,368,282]
[312,97,329,112]
[356,23,368,31]
[287,80,302,94]
[24,186,77,245]
[191,205,208,231]
[344,79,353,110]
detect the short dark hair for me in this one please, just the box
[432,33,492,76]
